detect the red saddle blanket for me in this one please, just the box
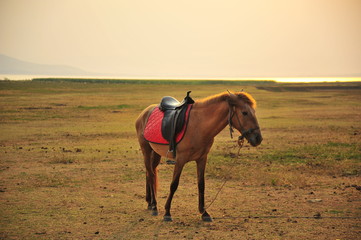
[143,105,192,144]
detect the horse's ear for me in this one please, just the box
[226,90,238,105]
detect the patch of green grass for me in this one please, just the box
[260,142,361,165]
[50,155,75,165]
[270,178,278,186]
[327,210,344,214]
[8,113,67,121]
[77,104,132,110]
[342,168,360,176]
[325,142,354,148]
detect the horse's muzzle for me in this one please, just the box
[240,128,263,147]
[248,132,263,147]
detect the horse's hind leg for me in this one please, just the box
[164,160,185,221]
[142,142,161,216]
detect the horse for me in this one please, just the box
[135,91,262,222]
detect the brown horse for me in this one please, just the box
[135,91,262,222]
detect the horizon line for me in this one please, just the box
[1,75,361,83]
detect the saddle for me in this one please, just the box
[159,91,194,157]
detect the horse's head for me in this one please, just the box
[227,91,263,147]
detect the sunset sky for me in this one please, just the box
[1,0,360,79]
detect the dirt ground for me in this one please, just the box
[0,81,360,239]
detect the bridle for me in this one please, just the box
[228,103,259,143]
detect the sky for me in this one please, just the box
[1,0,361,79]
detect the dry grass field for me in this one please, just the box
[0,80,360,239]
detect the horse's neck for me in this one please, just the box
[193,101,229,139]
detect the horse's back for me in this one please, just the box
[135,104,157,137]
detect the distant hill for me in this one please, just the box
[0,54,92,76]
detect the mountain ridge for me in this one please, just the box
[0,54,93,76]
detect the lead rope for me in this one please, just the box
[202,137,244,214]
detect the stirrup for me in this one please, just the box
[166,159,176,165]
[166,150,176,165]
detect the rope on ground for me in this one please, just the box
[203,138,244,212]
[213,215,361,220]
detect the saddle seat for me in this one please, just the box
[160,97,185,111]
[160,91,194,157]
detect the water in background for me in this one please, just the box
[1,74,361,83]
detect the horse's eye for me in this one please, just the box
[242,111,248,116]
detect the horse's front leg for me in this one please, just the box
[197,159,213,222]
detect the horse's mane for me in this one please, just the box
[197,91,257,108]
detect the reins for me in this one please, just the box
[203,135,244,214]
[203,103,249,214]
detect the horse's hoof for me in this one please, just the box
[202,215,213,222]
[152,210,158,216]
[163,215,173,222]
